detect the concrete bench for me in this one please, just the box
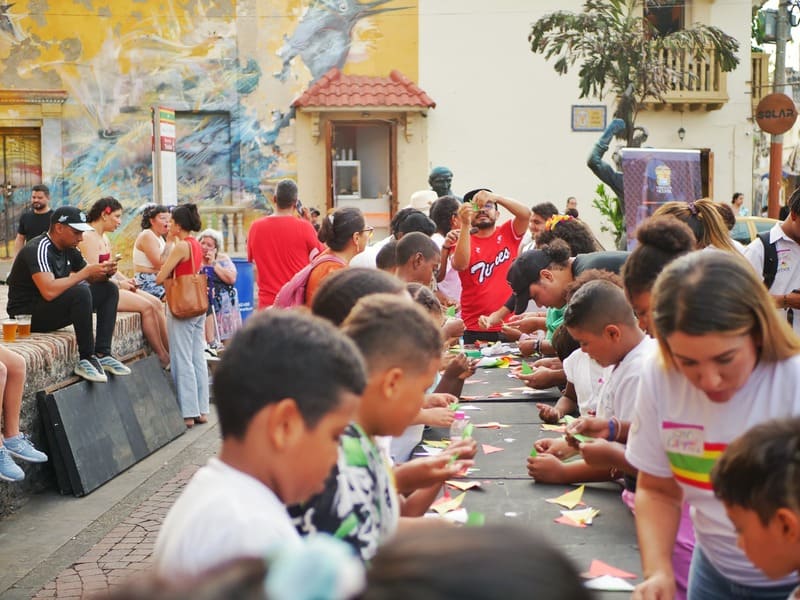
[0,284,149,517]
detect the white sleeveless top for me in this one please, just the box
[134,232,166,269]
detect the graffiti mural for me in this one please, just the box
[0,0,416,246]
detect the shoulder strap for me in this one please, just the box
[758,231,778,289]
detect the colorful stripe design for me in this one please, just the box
[667,442,726,490]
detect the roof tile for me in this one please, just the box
[293,68,436,109]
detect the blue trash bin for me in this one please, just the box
[232,258,255,322]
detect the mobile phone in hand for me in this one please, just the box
[295,198,303,214]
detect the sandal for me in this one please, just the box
[194,415,208,425]
[184,418,195,429]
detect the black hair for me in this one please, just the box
[311,268,406,326]
[342,294,442,374]
[397,212,436,237]
[531,202,559,220]
[538,239,573,269]
[712,416,800,525]
[390,208,420,237]
[536,219,601,256]
[565,208,579,218]
[396,232,439,265]
[376,239,398,271]
[213,311,366,439]
[171,203,202,232]
[407,282,442,317]
[310,208,321,217]
[551,325,579,362]
[731,192,743,203]
[564,279,636,334]
[715,202,736,231]
[622,216,695,298]
[31,184,49,196]
[318,206,365,251]
[364,525,593,600]
[141,204,170,229]
[789,186,800,216]
[87,196,123,222]
[429,196,461,234]
[275,179,298,210]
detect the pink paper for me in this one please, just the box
[583,560,637,579]
[555,515,586,528]
[481,444,504,455]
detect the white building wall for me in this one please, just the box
[419,0,754,247]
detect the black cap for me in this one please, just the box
[462,188,492,204]
[506,250,553,314]
[51,206,93,232]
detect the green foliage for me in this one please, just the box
[529,0,740,141]
[591,183,625,249]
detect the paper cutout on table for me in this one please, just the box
[462,422,474,439]
[449,401,460,411]
[465,511,486,527]
[508,386,532,391]
[503,438,516,443]
[481,444,505,455]
[446,479,482,491]
[460,405,481,411]
[583,575,636,592]
[582,560,637,579]
[520,362,534,375]
[541,424,567,432]
[545,485,585,509]
[419,445,445,455]
[421,439,450,449]
[487,392,504,398]
[446,305,457,318]
[442,508,469,524]
[554,515,587,528]
[460,395,477,401]
[504,511,519,517]
[563,415,577,425]
[431,491,465,514]
[476,356,513,369]
[560,507,599,526]
[464,379,482,384]
[474,422,510,429]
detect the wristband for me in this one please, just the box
[534,338,541,355]
[607,417,617,442]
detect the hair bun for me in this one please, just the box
[636,216,695,253]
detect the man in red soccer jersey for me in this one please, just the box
[450,189,530,343]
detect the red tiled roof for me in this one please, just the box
[292,68,436,109]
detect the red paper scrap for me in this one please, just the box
[582,560,637,579]
[555,515,586,528]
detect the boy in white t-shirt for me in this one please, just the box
[153,311,367,579]
[528,279,650,483]
[711,418,800,599]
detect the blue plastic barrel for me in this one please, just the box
[232,258,255,322]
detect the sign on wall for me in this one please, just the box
[571,105,607,132]
[152,107,177,206]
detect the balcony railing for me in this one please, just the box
[641,46,728,112]
[199,205,247,256]
[751,51,770,113]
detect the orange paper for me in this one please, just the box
[583,560,637,579]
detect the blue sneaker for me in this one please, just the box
[96,355,132,376]
[75,358,107,383]
[0,446,24,482]
[4,433,48,463]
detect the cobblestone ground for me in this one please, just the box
[31,465,200,599]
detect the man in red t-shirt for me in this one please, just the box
[451,189,530,343]
[247,180,323,308]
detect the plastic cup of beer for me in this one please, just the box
[2,319,18,343]
[16,315,31,338]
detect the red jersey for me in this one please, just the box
[457,220,522,331]
[247,215,323,308]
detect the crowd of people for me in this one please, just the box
[1,170,799,600]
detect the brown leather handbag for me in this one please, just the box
[164,243,208,319]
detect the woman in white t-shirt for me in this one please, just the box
[627,251,800,600]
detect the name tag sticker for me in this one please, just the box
[663,422,704,457]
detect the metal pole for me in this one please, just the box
[152,106,162,205]
[769,0,790,219]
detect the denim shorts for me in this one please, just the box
[134,272,165,300]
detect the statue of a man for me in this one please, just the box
[428,166,457,199]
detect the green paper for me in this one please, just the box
[462,422,474,440]
[471,201,479,211]
[465,350,482,358]
[447,453,459,466]
[520,362,534,375]
[572,433,592,444]
[465,512,486,527]
[530,446,538,457]
[334,513,359,539]
[446,305,457,318]
[449,401,460,411]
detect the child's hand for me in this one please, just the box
[534,437,576,460]
[536,402,563,424]
[632,571,677,600]
[518,338,536,356]
[533,356,561,369]
[500,324,522,341]
[446,438,478,461]
[578,438,619,469]
[442,318,465,340]
[395,455,474,492]
[527,454,568,484]
[566,416,610,441]
[443,353,474,380]
[422,406,455,428]
[424,392,455,409]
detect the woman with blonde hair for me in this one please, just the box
[626,250,800,599]
[653,198,739,254]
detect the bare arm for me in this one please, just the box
[450,204,474,272]
[480,191,531,238]
[632,472,683,599]
[212,253,237,285]
[31,264,109,302]
[136,231,167,270]
[13,234,25,257]
[155,240,189,285]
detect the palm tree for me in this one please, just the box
[529,0,740,145]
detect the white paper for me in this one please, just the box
[583,575,636,591]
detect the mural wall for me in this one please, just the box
[0,0,417,240]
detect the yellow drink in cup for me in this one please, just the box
[16,315,31,338]
[2,319,18,343]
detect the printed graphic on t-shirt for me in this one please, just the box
[663,422,726,491]
[777,248,792,274]
[469,246,512,283]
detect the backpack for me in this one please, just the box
[758,231,779,289]
[273,254,345,308]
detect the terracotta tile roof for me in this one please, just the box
[292,68,436,109]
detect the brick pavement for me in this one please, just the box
[31,465,200,599]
